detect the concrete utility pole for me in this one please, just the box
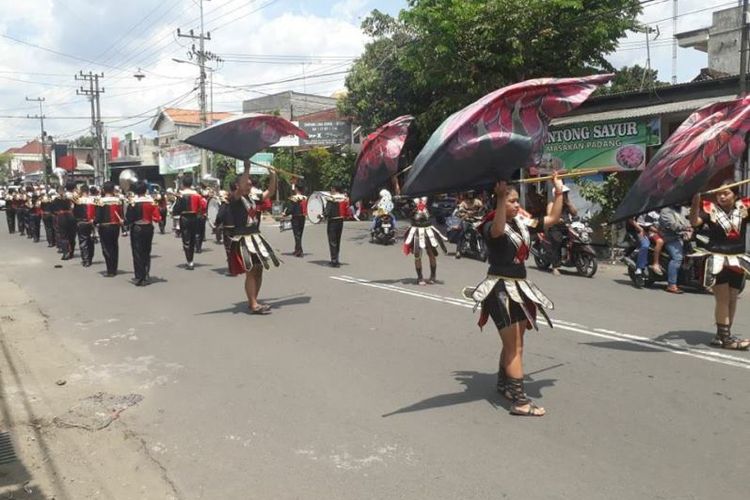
[75,71,105,184]
[25,96,48,184]
[178,0,219,178]
[740,0,749,95]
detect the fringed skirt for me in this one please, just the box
[462,276,554,331]
[403,225,448,258]
[703,252,750,290]
[228,232,280,275]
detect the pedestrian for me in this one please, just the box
[226,166,279,314]
[659,204,692,293]
[96,182,124,277]
[464,174,564,417]
[323,184,349,267]
[125,181,161,286]
[403,196,448,285]
[171,176,205,270]
[285,183,307,257]
[690,184,750,350]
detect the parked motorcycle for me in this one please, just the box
[371,212,396,245]
[532,217,598,277]
[622,233,708,290]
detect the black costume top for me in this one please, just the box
[483,214,544,279]
[699,199,750,255]
[228,196,260,235]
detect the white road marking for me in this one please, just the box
[331,275,750,371]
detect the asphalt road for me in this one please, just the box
[1,216,749,500]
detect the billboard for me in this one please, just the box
[300,121,352,146]
[159,144,201,174]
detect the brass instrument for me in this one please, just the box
[118,168,138,192]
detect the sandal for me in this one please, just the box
[249,305,271,315]
[711,334,750,350]
[504,377,545,417]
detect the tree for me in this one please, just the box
[339,1,642,143]
[73,135,96,148]
[272,147,358,194]
[598,65,667,94]
[0,152,12,184]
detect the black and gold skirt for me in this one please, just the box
[463,276,554,331]
[228,232,280,275]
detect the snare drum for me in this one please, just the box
[306,191,330,224]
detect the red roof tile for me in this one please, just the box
[162,108,234,126]
[296,108,348,122]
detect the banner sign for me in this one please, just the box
[236,152,274,175]
[159,144,201,174]
[541,118,661,171]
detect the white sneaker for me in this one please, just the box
[635,268,643,275]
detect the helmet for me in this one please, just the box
[379,189,391,200]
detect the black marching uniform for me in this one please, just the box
[5,192,17,234]
[324,193,349,266]
[41,194,56,247]
[16,192,28,236]
[155,193,168,234]
[125,196,160,285]
[214,198,236,272]
[28,195,42,243]
[285,194,307,256]
[96,195,124,276]
[74,196,97,266]
[172,189,204,266]
[57,192,78,259]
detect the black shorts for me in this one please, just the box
[715,268,746,291]
[482,282,537,330]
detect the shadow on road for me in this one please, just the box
[654,330,714,347]
[308,260,348,268]
[197,294,312,315]
[382,369,557,417]
[580,340,663,353]
[97,270,133,277]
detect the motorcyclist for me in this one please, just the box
[456,191,485,253]
[659,204,692,294]
[545,184,578,276]
[371,189,396,232]
[626,211,663,276]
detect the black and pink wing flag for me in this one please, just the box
[350,115,414,202]
[612,96,750,222]
[401,74,613,196]
[184,113,309,160]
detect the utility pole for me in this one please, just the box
[671,0,678,84]
[740,0,749,95]
[178,0,218,178]
[76,71,105,183]
[25,96,48,184]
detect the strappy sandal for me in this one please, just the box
[711,334,750,350]
[504,377,545,417]
[496,370,507,396]
[249,305,271,315]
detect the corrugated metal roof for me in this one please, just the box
[552,95,737,126]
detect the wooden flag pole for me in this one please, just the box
[248,160,304,179]
[702,178,750,195]
[513,167,605,185]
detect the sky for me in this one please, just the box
[0,0,740,148]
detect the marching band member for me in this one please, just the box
[323,185,349,268]
[463,174,564,417]
[74,185,98,267]
[41,189,56,247]
[96,182,124,277]
[155,189,168,234]
[5,187,17,234]
[285,183,307,257]
[403,196,448,285]
[125,181,161,286]
[16,187,28,236]
[213,183,237,273]
[172,176,206,270]
[58,182,78,260]
[227,165,279,314]
[690,184,750,350]
[28,193,43,243]
[195,185,209,254]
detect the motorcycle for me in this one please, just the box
[532,216,598,277]
[371,212,396,245]
[454,215,487,261]
[622,233,708,290]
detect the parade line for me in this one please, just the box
[331,275,750,371]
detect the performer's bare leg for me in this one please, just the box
[426,252,437,284]
[498,320,545,416]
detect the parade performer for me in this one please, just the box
[690,184,750,350]
[155,189,168,234]
[227,166,279,314]
[214,182,237,273]
[58,182,78,260]
[195,186,209,254]
[284,183,307,257]
[403,196,448,285]
[74,185,98,267]
[41,189,56,247]
[323,185,349,267]
[5,187,17,234]
[96,182,124,277]
[28,193,42,243]
[172,176,206,270]
[16,188,28,236]
[463,174,564,417]
[125,181,161,286]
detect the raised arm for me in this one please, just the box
[262,169,278,201]
[489,181,508,238]
[543,173,565,228]
[690,193,703,227]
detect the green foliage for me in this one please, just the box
[577,171,637,243]
[339,0,642,143]
[597,64,667,95]
[213,154,236,188]
[272,147,358,193]
[73,135,97,148]
[0,152,12,184]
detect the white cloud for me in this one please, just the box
[331,0,370,21]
